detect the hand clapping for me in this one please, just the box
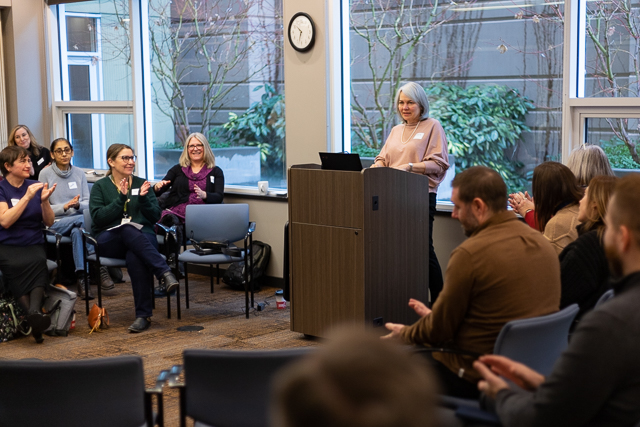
[40,183,57,202]
[194,185,206,200]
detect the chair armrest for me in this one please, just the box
[80,229,99,248]
[248,221,256,234]
[43,228,62,245]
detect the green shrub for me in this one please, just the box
[600,137,640,169]
[212,84,285,180]
[426,83,533,191]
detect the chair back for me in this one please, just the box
[493,304,579,377]
[185,204,249,243]
[0,356,149,427]
[183,347,314,427]
[595,289,615,307]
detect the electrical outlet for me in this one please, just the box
[257,302,266,311]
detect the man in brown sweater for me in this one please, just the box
[384,166,560,398]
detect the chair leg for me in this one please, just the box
[216,264,220,284]
[166,280,171,320]
[151,277,156,310]
[84,264,90,315]
[210,264,214,293]
[176,285,181,320]
[184,263,190,309]
[96,263,103,309]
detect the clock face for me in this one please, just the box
[288,13,315,52]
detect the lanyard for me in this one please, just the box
[110,176,132,218]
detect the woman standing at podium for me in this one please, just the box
[372,82,449,303]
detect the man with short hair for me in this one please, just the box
[384,166,561,398]
[475,173,640,426]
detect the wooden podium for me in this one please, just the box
[288,164,430,337]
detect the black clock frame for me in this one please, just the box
[288,12,315,53]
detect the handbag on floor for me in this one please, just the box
[88,303,109,333]
[0,294,31,342]
[44,284,77,337]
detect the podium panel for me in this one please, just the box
[289,165,430,337]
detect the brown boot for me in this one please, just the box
[100,267,117,296]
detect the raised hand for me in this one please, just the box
[409,298,431,317]
[154,180,171,191]
[477,355,545,391]
[41,183,57,202]
[140,181,151,197]
[194,184,207,200]
[25,182,45,201]
[118,178,129,195]
[381,322,405,340]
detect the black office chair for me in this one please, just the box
[175,347,314,427]
[0,356,160,427]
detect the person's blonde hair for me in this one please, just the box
[567,144,614,187]
[8,125,41,157]
[179,133,215,168]
[582,175,617,237]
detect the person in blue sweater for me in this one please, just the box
[40,138,116,299]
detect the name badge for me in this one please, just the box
[415,133,424,140]
[210,176,215,184]
[37,158,45,165]
[68,182,78,190]
[131,189,139,196]
[121,217,131,225]
[10,198,19,207]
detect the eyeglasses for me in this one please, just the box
[188,144,204,151]
[53,148,73,155]
[119,155,137,163]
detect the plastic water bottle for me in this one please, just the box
[275,289,286,309]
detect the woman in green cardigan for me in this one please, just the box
[89,144,178,333]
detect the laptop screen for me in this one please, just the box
[319,152,363,172]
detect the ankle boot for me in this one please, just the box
[76,277,94,300]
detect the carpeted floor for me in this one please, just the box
[0,271,317,426]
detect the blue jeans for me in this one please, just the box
[50,215,85,272]
[97,226,170,318]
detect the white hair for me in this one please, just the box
[395,82,430,123]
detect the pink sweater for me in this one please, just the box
[374,118,450,192]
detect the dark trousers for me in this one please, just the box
[423,352,480,399]
[429,192,444,303]
[97,226,169,318]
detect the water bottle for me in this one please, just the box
[275,289,286,309]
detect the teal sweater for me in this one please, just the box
[89,175,161,237]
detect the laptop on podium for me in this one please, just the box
[319,152,363,171]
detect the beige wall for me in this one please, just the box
[2,0,49,144]
[1,0,466,280]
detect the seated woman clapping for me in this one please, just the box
[39,138,105,300]
[512,162,583,254]
[0,146,56,343]
[89,144,178,333]
[153,132,224,292]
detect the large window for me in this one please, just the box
[349,0,565,201]
[51,0,285,189]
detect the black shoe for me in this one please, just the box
[27,311,51,335]
[154,285,176,297]
[33,331,44,344]
[76,277,94,300]
[128,317,151,333]
[160,271,179,295]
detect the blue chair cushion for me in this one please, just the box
[178,249,244,265]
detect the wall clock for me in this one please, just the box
[288,12,315,53]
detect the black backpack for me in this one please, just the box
[222,241,271,291]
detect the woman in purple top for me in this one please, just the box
[153,132,224,294]
[0,146,56,343]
